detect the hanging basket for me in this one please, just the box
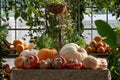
[46,3,66,14]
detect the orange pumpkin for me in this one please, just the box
[97,46,106,53]
[90,40,98,48]
[13,39,23,47]
[14,56,25,68]
[94,36,102,42]
[16,44,25,54]
[37,48,58,60]
[86,46,96,53]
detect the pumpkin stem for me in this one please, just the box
[77,48,84,52]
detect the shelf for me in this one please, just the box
[4,54,19,58]
[88,53,110,58]
[4,53,110,58]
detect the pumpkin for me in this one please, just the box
[13,39,23,47]
[93,36,102,42]
[16,44,25,54]
[14,56,25,68]
[97,41,105,47]
[97,46,106,53]
[59,43,88,61]
[85,46,96,53]
[37,48,58,60]
[90,40,98,48]
[19,49,38,57]
[82,55,99,70]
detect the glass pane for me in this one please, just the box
[108,14,119,28]
[83,30,100,44]
[16,17,30,28]
[93,14,107,28]
[4,58,15,68]
[93,30,99,38]
[83,14,92,28]
[8,17,15,28]
[83,30,92,44]
[1,0,5,7]
[16,30,43,43]
[16,30,30,42]
[6,30,15,43]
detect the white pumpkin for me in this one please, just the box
[59,43,88,61]
[19,49,38,57]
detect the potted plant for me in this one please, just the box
[45,0,66,15]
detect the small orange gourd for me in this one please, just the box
[37,48,58,60]
[13,39,23,47]
[90,40,98,48]
[97,46,106,53]
[14,56,25,68]
[94,36,102,42]
[15,44,25,54]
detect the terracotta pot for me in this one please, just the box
[46,3,66,14]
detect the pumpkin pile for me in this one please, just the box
[12,39,29,54]
[85,36,111,53]
[13,43,108,70]
[11,39,37,54]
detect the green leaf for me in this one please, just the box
[21,11,28,21]
[15,10,20,20]
[95,20,118,48]
[27,6,32,16]
[31,7,40,17]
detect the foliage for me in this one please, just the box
[62,27,86,48]
[116,25,120,36]
[1,0,86,50]
[0,26,10,80]
[44,0,65,4]
[95,20,118,48]
[107,51,120,80]
[86,0,120,19]
[0,25,8,43]
[1,0,120,50]
[36,36,54,49]
[95,20,120,80]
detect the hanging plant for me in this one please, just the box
[46,3,66,15]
